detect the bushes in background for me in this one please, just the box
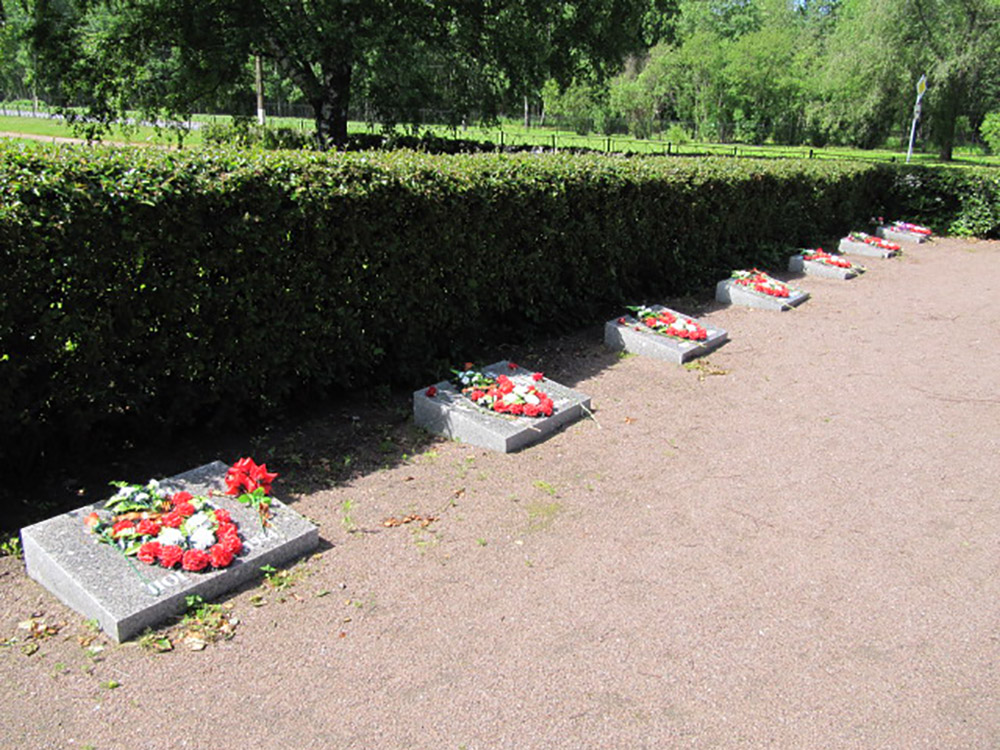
[1,143,995,476]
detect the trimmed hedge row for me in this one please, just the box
[1,143,995,474]
[885,165,1000,239]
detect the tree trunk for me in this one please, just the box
[312,59,353,149]
[265,37,352,150]
[933,77,963,162]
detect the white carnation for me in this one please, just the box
[186,511,214,530]
[189,527,217,551]
[157,528,185,547]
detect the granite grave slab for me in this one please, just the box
[715,278,809,311]
[788,252,861,280]
[877,225,928,244]
[21,461,319,642]
[604,306,728,364]
[413,361,591,453]
[837,236,900,258]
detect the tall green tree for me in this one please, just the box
[907,0,1000,159]
[818,0,1000,158]
[619,0,811,143]
[28,0,675,147]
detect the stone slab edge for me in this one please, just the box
[413,361,591,453]
[715,279,809,311]
[21,461,319,642]
[877,226,928,244]
[837,238,898,258]
[603,306,729,364]
[788,254,859,280]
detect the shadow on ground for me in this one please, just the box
[4,281,733,537]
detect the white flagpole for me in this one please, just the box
[906,75,927,164]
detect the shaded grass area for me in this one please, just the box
[2,111,997,168]
[0,114,204,146]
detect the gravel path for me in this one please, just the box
[2,236,998,748]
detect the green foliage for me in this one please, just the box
[0,533,23,558]
[664,123,691,144]
[0,142,994,481]
[25,0,677,148]
[982,112,1000,154]
[815,0,1000,159]
[542,80,605,136]
[202,118,315,151]
[886,165,1000,238]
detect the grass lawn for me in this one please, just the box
[0,113,205,146]
[1,110,996,168]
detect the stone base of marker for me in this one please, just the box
[604,307,728,364]
[715,279,809,311]
[788,254,860,280]
[877,226,927,244]
[414,361,590,453]
[837,238,899,258]
[21,461,319,642]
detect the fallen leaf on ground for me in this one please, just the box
[382,515,438,528]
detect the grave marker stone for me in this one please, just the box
[877,225,928,244]
[788,253,861,280]
[838,236,900,258]
[414,361,591,453]
[21,461,319,642]
[715,279,809,311]
[604,306,728,364]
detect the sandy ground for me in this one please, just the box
[2,236,999,749]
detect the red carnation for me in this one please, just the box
[84,512,101,529]
[508,361,518,370]
[617,317,626,325]
[208,544,234,569]
[112,519,135,537]
[182,549,210,572]
[532,372,544,382]
[174,501,196,518]
[160,511,183,529]
[217,521,238,538]
[158,545,184,568]
[225,457,278,496]
[425,386,437,398]
[171,491,193,506]
[214,508,232,524]
[221,535,243,555]
[250,463,278,493]
[137,541,161,565]
[136,518,161,537]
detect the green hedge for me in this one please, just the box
[1,143,995,474]
[884,165,1000,238]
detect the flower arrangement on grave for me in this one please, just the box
[801,248,855,269]
[225,456,278,531]
[731,269,791,298]
[622,306,708,341]
[892,220,932,236]
[848,232,900,252]
[442,362,555,417]
[82,458,277,571]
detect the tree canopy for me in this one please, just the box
[25,0,676,147]
[7,0,1000,157]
